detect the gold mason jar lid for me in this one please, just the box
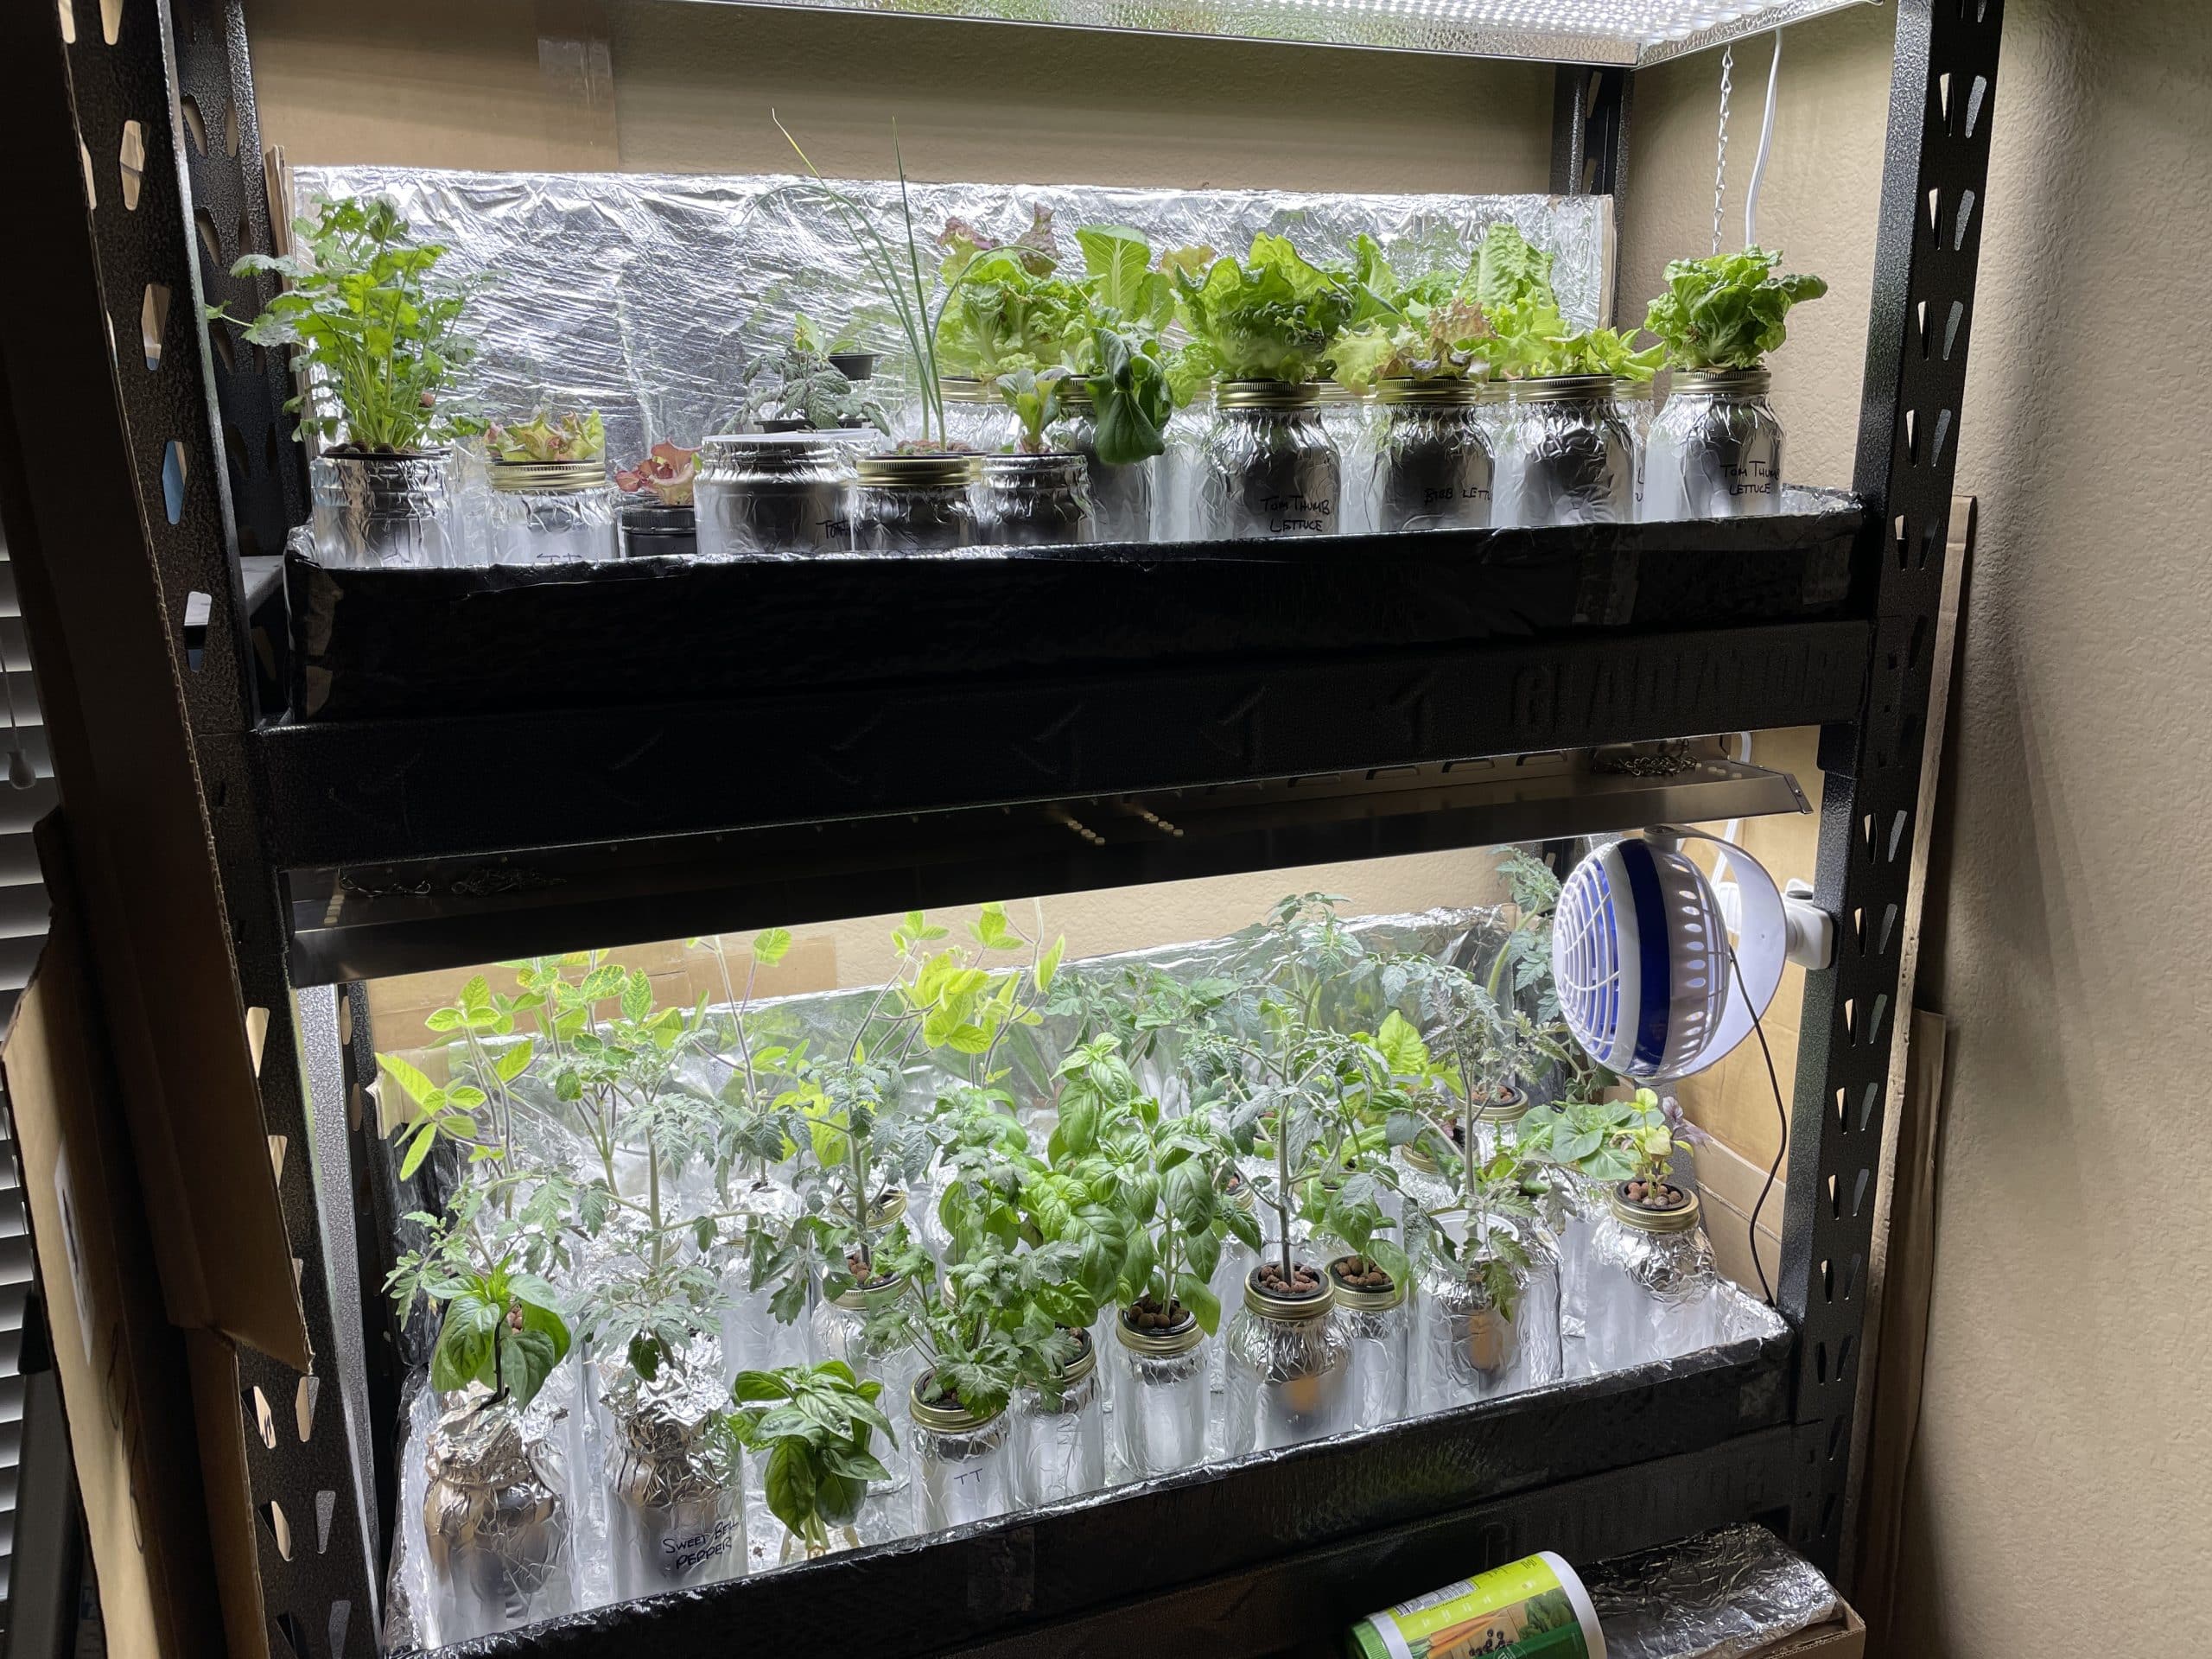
[1668,367,1772,397]
[1242,1262,1337,1322]
[1326,1259,1404,1313]
[938,377,993,404]
[1376,376,1482,407]
[1511,373,1619,404]
[1216,379,1322,410]
[1610,1183,1703,1235]
[855,452,977,489]
[833,1268,907,1311]
[1475,1086,1528,1125]
[487,458,607,493]
[907,1374,1004,1433]
[1114,1305,1205,1358]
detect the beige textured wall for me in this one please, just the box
[244,0,1555,191]
[1641,3,2212,1654]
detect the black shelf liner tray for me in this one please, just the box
[287,490,1860,723]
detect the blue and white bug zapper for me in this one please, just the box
[1551,829,1834,1084]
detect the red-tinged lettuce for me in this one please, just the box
[615,442,697,506]
[1329,234,1497,391]
[1171,233,1357,391]
[1644,247,1827,370]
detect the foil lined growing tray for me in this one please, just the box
[1587,1522,1842,1659]
[291,166,1613,469]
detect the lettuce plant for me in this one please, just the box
[933,208,1089,384]
[1329,235,1495,392]
[1069,225,1178,465]
[216,194,479,454]
[486,409,605,463]
[1645,247,1828,370]
[1171,233,1356,394]
[614,443,697,507]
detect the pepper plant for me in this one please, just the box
[388,1181,573,1410]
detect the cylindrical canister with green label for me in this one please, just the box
[1346,1550,1606,1659]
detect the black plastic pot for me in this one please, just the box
[618,500,696,559]
[830,351,881,382]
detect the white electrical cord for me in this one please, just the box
[1745,29,1783,249]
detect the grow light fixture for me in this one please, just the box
[1552,828,1834,1084]
[690,0,1873,67]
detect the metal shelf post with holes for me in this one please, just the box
[0,0,1999,1654]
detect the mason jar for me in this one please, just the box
[1012,1330,1105,1508]
[617,499,696,558]
[1315,381,1376,535]
[486,459,616,564]
[976,452,1096,547]
[601,1338,745,1601]
[1583,1185,1725,1372]
[939,377,1020,454]
[1556,1172,1610,1369]
[1491,375,1636,529]
[1206,1179,1262,1398]
[1370,378,1493,532]
[421,1387,572,1640]
[1641,367,1783,521]
[1111,1305,1210,1479]
[312,449,454,568]
[909,1381,1017,1532]
[1328,1258,1408,1431]
[1052,388,1154,543]
[1414,1223,1541,1411]
[717,1178,810,1383]
[1614,374,1657,516]
[851,453,979,554]
[1222,1265,1351,1455]
[811,1272,921,1496]
[695,434,847,556]
[1195,381,1340,541]
[1156,403,1209,543]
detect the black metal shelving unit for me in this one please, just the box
[0,0,2000,1653]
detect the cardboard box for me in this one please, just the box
[1754,1603,1867,1659]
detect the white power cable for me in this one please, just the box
[1745,29,1783,249]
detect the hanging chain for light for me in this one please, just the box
[1713,43,1734,257]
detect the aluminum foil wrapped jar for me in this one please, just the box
[1052,387,1154,542]
[850,453,979,554]
[1223,1262,1351,1455]
[1584,1185,1726,1372]
[1414,1218,1550,1411]
[1641,368,1783,521]
[940,377,1021,454]
[421,1387,572,1640]
[1012,1329,1105,1508]
[976,452,1096,547]
[717,1176,812,1382]
[1315,381,1376,534]
[811,1267,923,1497]
[601,1338,746,1601]
[312,450,454,568]
[1491,374,1636,529]
[908,1378,1017,1532]
[1206,1175,1262,1398]
[1195,381,1340,541]
[1556,1171,1611,1369]
[487,458,618,563]
[1613,373,1658,516]
[695,434,848,557]
[1111,1303,1210,1479]
[1370,378,1494,532]
[1155,403,1210,543]
[1327,1255,1408,1431]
